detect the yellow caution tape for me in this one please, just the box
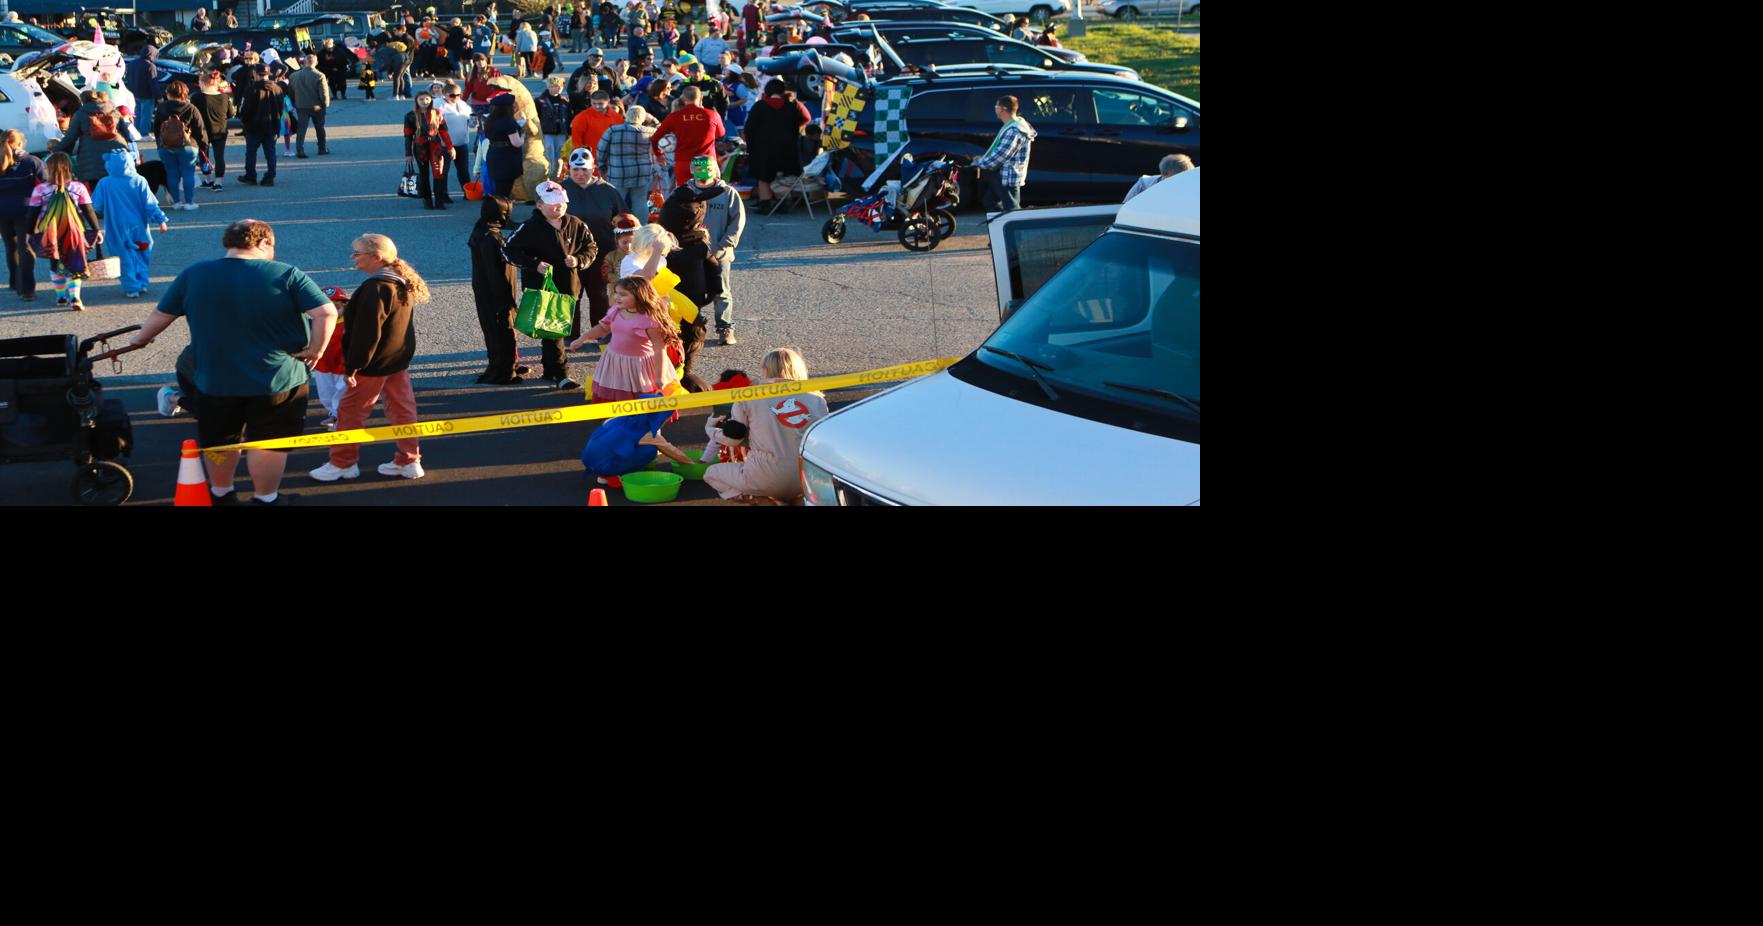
[201,357,961,455]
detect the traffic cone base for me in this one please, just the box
[588,488,608,506]
[174,439,212,507]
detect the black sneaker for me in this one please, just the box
[260,178,276,187]
[515,365,531,375]
[556,378,581,391]
[238,176,258,185]
[212,490,241,506]
[252,492,298,505]
[296,152,310,159]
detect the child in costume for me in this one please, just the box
[569,274,679,404]
[697,369,752,463]
[581,393,675,488]
[312,286,351,429]
[360,65,378,101]
[89,150,169,299]
[26,152,102,310]
[280,86,298,155]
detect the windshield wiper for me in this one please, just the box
[1103,381,1201,417]
[983,346,1059,401]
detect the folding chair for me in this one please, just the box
[766,149,832,217]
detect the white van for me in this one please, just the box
[798,168,1200,505]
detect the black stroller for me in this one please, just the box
[0,325,144,505]
[821,150,963,252]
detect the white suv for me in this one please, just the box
[799,169,1201,506]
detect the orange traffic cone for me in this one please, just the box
[173,439,212,507]
[588,488,608,506]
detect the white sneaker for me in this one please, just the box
[155,385,182,417]
[378,461,426,479]
[183,202,199,211]
[308,462,360,482]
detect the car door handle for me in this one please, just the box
[1093,130,1121,137]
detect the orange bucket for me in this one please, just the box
[463,182,484,201]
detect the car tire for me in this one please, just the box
[1116,6,1142,20]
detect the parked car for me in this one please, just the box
[950,0,1073,24]
[830,22,1137,80]
[0,21,70,64]
[758,53,1194,203]
[798,169,1200,505]
[2,43,101,154]
[1098,0,1201,18]
[846,2,1014,31]
[160,16,363,73]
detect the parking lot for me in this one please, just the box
[0,59,1003,505]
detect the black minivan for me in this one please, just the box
[853,71,1199,205]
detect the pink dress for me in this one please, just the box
[590,308,677,403]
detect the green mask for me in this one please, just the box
[691,156,716,182]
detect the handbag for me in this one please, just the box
[399,171,418,197]
[85,241,122,280]
[514,269,576,339]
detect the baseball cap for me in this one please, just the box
[535,181,569,205]
[322,286,351,303]
[588,47,604,57]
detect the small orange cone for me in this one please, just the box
[588,488,608,507]
[174,439,212,507]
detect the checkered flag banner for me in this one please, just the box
[873,83,912,165]
[821,77,869,150]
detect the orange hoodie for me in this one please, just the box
[571,107,623,158]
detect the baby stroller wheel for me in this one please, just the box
[932,208,958,241]
[73,460,133,506]
[898,214,940,252]
[822,217,847,244]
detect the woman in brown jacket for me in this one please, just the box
[308,234,432,483]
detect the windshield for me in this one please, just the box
[980,231,1199,416]
[12,23,69,45]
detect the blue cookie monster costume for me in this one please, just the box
[582,394,675,478]
[90,150,168,296]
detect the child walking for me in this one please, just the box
[312,285,351,429]
[26,152,103,310]
[569,275,680,404]
[90,150,169,299]
[360,64,378,101]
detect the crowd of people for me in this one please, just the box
[2,2,1194,505]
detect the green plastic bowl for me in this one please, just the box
[672,458,711,480]
[620,470,684,503]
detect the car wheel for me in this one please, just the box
[1116,6,1142,20]
[1030,5,1056,24]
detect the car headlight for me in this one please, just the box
[801,456,839,507]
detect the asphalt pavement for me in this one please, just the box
[0,53,1003,506]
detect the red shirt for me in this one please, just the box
[650,104,726,162]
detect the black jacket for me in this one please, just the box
[343,268,418,377]
[503,212,597,297]
[150,100,211,158]
[562,177,628,260]
[469,197,519,313]
[238,80,286,136]
[198,90,234,140]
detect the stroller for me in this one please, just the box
[0,325,144,505]
[821,150,963,252]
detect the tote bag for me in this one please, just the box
[514,269,576,339]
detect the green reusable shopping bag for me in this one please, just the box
[515,269,576,339]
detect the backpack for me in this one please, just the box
[88,110,119,142]
[157,108,191,149]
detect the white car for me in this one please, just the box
[799,169,1200,505]
[1096,0,1202,18]
[953,1,1074,24]
[0,49,95,156]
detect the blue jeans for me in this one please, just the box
[135,99,155,136]
[161,146,199,204]
[984,172,1020,212]
[243,133,277,180]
